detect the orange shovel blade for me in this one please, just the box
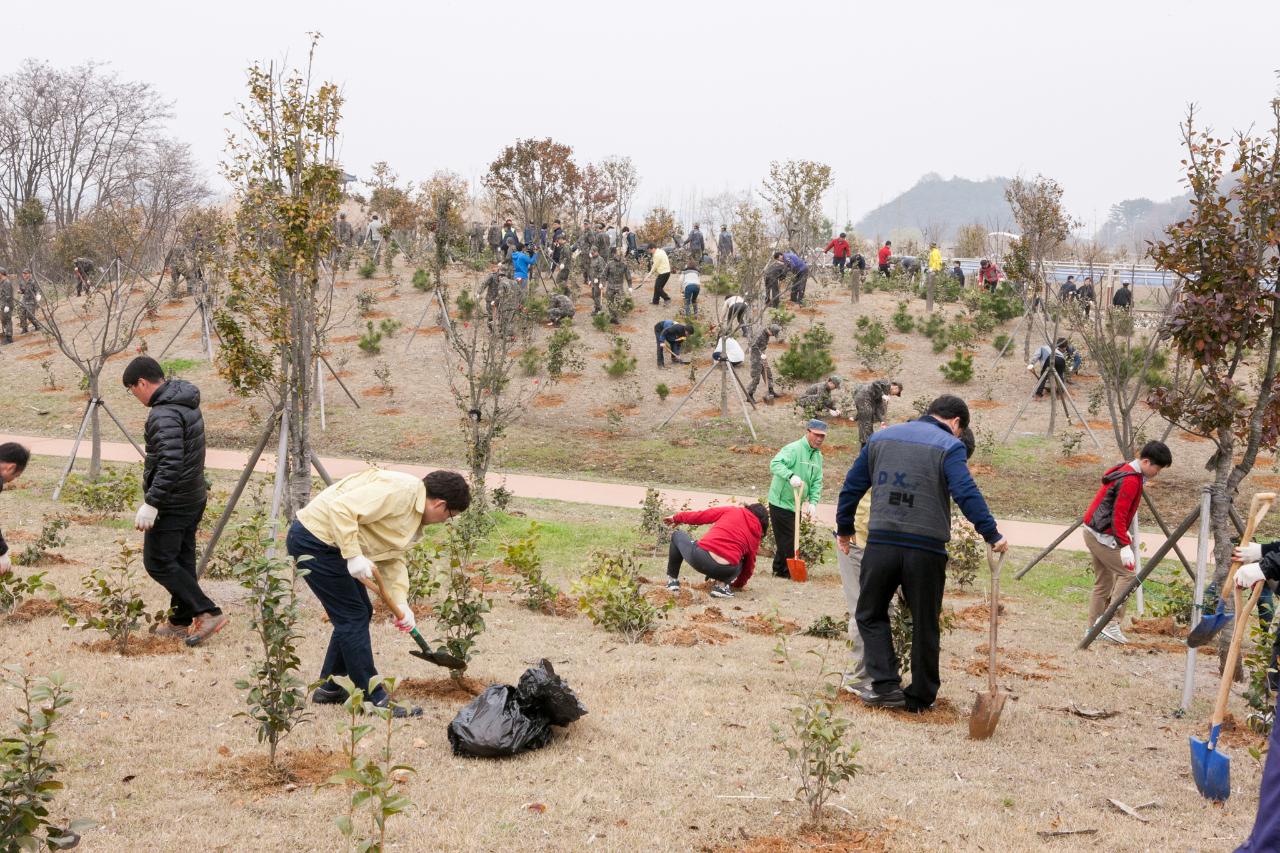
[786,557,808,582]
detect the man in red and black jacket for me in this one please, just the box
[1081,441,1172,644]
[662,503,768,600]
[877,241,892,277]
[824,233,852,277]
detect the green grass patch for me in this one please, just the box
[160,357,202,376]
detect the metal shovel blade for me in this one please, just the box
[1186,600,1231,648]
[409,647,468,670]
[1190,726,1231,801]
[968,689,1008,740]
[786,557,808,582]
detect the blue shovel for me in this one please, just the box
[1187,492,1273,648]
[1190,578,1264,801]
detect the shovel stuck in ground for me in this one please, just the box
[360,566,467,671]
[1190,578,1265,801]
[969,548,1008,740]
[1187,491,1275,648]
[786,482,807,582]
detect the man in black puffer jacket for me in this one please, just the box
[123,356,227,647]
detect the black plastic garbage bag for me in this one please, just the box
[516,659,588,726]
[447,659,587,758]
[447,685,551,757]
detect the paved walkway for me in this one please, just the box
[0,432,1204,558]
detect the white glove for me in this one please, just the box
[1026,363,1037,373]
[1119,545,1135,570]
[346,555,375,580]
[1236,562,1266,588]
[882,394,891,402]
[805,502,818,519]
[134,503,158,531]
[789,475,803,489]
[393,605,416,632]
[1235,543,1263,563]
[0,553,10,574]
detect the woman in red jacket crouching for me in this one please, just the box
[662,504,769,600]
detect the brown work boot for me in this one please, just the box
[151,621,189,640]
[184,613,229,647]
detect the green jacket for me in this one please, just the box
[767,437,823,511]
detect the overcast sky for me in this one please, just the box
[12,0,1280,232]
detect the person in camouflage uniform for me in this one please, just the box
[582,248,606,315]
[797,375,843,417]
[18,269,40,334]
[73,257,94,297]
[593,223,610,257]
[853,379,903,446]
[745,323,781,402]
[480,262,520,332]
[0,268,13,344]
[577,222,596,287]
[602,249,632,324]
[547,293,576,325]
[163,245,191,298]
[763,253,787,308]
[551,237,572,291]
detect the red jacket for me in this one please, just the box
[979,263,1001,283]
[825,238,850,259]
[877,246,892,266]
[1083,462,1144,547]
[672,506,764,588]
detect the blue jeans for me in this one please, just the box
[683,284,700,316]
[287,521,385,703]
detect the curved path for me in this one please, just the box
[0,431,1201,556]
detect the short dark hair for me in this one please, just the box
[772,251,783,260]
[0,442,30,473]
[959,427,976,460]
[122,356,165,387]
[1139,441,1172,468]
[745,503,769,536]
[927,394,971,430]
[424,470,471,512]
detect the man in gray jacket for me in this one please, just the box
[835,395,1008,712]
[717,226,734,266]
[684,223,706,263]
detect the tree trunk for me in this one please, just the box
[1209,435,1244,680]
[285,283,314,519]
[88,372,102,479]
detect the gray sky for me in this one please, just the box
[12,0,1280,232]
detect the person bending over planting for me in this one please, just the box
[663,503,769,600]
[289,468,471,717]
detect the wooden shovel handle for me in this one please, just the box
[792,483,805,553]
[988,549,1006,694]
[1210,580,1265,729]
[1222,492,1275,593]
[358,565,405,622]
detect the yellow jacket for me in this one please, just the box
[295,469,426,606]
[853,489,870,547]
[649,248,671,277]
[928,248,943,272]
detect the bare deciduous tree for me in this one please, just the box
[760,160,832,249]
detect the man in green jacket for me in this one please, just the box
[767,419,826,578]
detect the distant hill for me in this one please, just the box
[1092,192,1192,250]
[853,174,1012,243]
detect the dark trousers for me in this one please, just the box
[833,256,847,275]
[287,521,386,703]
[652,272,671,304]
[142,502,219,626]
[1035,356,1066,397]
[666,530,739,583]
[769,502,796,576]
[878,263,891,277]
[856,542,948,708]
[765,279,780,307]
[789,270,809,303]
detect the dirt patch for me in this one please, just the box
[1059,453,1102,468]
[728,445,772,455]
[1122,639,1186,654]
[206,399,239,411]
[841,695,964,725]
[135,327,163,337]
[81,635,187,656]
[963,658,1050,681]
[697,407,728,418]
[394,676,485,703]
[968,399,1002,410]
[954,602,1005,630]
[1253,474,1280,490]
[590,403,639,418]
[969,463,995,476]
[331,334,361,343]
[1131,616,1182,637]
[1217,712,1269,750]
[18,349,55,361]
[1086,420,1114,431]
[738,613,801,636]
[717,826,886,853]
[377,407,403,415]
[653,624,736,646]
[360,386,389,397]
[670,437,695,448]
[690,606,728,624]
[7,596,94,622]
[973,643,1062,670]
[557,372,582,383]
[668,384,692,396]
[534,394,565,408]
[213,747,346,791]
[647,587,695,608]
[853,370,878,381]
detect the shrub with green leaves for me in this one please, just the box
[573,551,671,642]
[0,669,89,852]
[776,323,837,382]
[771,639,862,827]
[328,675,414,851]
[639,487,674,550]
[939,348,975,383]
[490,485,513,512]
[355,289,376,315]
[61,466,140,516]
[546,328,584,379]
[891,301,915,333]
[591,311,612,332]
[404,539,442,606]
[655,383,670,401]
[947,318,975,349]
[65,539,165,653]
[992,333,1012,355]
[919,312,946,341]
[768,306,796,331]
[519,347,541,377]
[946,518,983,591]
[455,288,477,321]
[357,259,377,279]
[14,518,69,568]
[853,317,897,373]
[0,571,52,615]
[891,594,956,676]
[234,546,311,768]
[411,268,431,291]
[434,527,492,676]
[358,321,383,355]
[797,514,831,566]
[803,614,845,640]
[503,524,559,613]
[524,294,549,323]
[205,503,270,580]
[378,318,401,337]
[603,336,637,378]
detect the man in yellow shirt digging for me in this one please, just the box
[289,468,471,716]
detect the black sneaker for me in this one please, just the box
[773,570,791,580]
[666,577,681,592]
[850,684,906,709]
[709,583,734,599]
[373,698,423,719]
[904,698,935,714]
[312,683,348,705]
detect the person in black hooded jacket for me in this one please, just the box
[0,443,31,574]
[123,356,227,647]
